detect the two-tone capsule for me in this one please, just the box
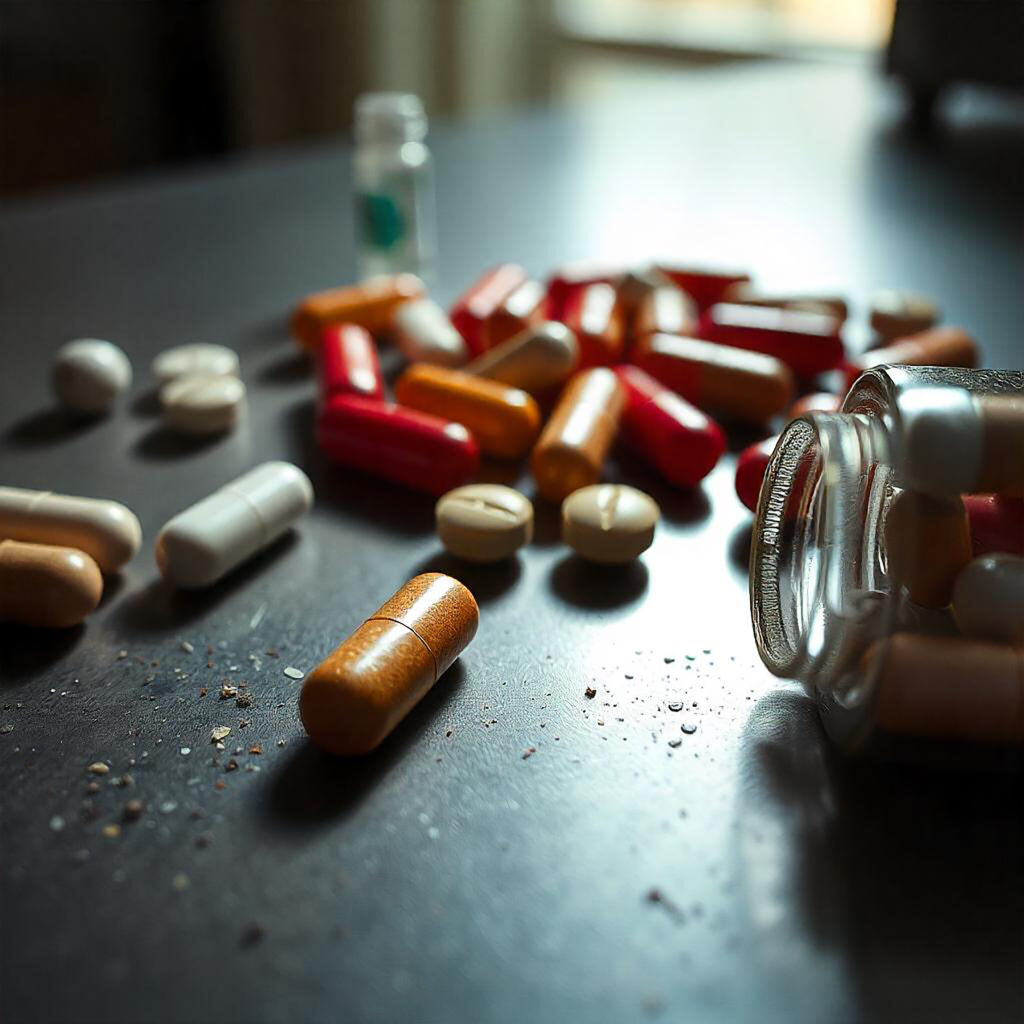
[391,298,470,367]
[633,285,699,343]
[845,326,979,387]
[654,265,750,311]
[449,264,530,357]
[465,322,578,394]
[561,283,627,368]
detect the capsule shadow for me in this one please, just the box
[236,315,292,350]
[548,553,649,611]
[722,420,774,454]
[526,494,563,547]
[0,623,85,683]
[133,423,227,460]
[130,389,162,417]
[262,661,466,830]
[411,550,522,605]
[257,349,312,386]
[2,408,101,447]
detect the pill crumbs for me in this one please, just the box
[180,747,191,756]
[235,693,252,709]
[584,687,596,699]
[283,666,303,680]
[248,744,262,755]
[240,923,266,948]
[219,683,238,700]
[668,739,682,749]
[122,800,144,822]
[211,726,231,743]
[199,688,208,699]
[181,641,194,654]
[667,702,683,712]
[102,824,121,839]
[49,815,65,832]
[88,762,109,775]
[522,748,536,760]
[172,873,190,891]
[681,723,698,735]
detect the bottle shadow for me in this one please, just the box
[410,550,522,605]
[2,408,101,448]
[0,623,86,684]
[548,553,649,611]
[728,522,753,579]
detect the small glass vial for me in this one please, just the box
[749,365,1024,755]
[353,92,436,282]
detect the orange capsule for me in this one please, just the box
[561,283,627,368]
[721,282,848,322]
[846,326,978,387]
[300,573,479,755]
[531,368,625,502]
[394,364,541,459]
[486,278,546,350]
[291,274,425,351]
[0,540,103,628]
[633,285,699,343]
[786,391,843,420]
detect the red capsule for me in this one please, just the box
[487,278,545,349]
[562,283,627,368]
[655,266,751,311]
[450,264,529,357]
[735,435,779,512]
[699,302,844,378]
[633,285,699,343]
[964,495,1024,558]
[318,324,384,403]
[544,262,622,321]
[614,366,725,487]
[317,395,480,495]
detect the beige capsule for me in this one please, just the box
[465,322,578,394]
[721,282,848,321]
[562,484,659,564]
[952,554,1024,643]
[435,485,533,562]
[0,540,102,628]
[869,289,939,342]
[161,373,246,435]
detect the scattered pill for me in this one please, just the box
[160,373,246,435]
[654,265,750,311]
[394,364,541,459]
[0,540,102,628]
[318,323,384,402]
[698,302,844,378]
[486,278,546,349]
[449,264,529,356]
[562,484,659,564]
[465,321,578,394]
[283,666,304,680]
[846,326,978,386]
[561,282,627,368]
[544,262,622,321]
[156,461,313,588]
[787,391,843,419]
[152,343,240,384]
[435,484,533,562]
[633,333,794,424]
[885,489,972,608]
[721,282,848,321]
[964,494,1024,558]
[735,436,778,513]
[52,338,132,415]
[951,554,1024,643]
[291,274,425,351]
[318,395,480,494]
[531,368,625,502]
[869,289,939,342]
[614,366,725,487]
[391,297,470,367]
[633,285,699,342]
[0,486,141,573]
[300,573,479,755]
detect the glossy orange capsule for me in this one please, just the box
[845,326,979,387]
[394,364,541,458]
[721,282,848,322]
[0,540,103,628]
[561,283,627,368]
[531,368,625,502]
[633,285,699,343]
[300,573,479,755]
[291,274,425,351]
[486,278,546,349]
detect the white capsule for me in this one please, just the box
[161,373,246,435]
[52,338,132,415]
[156,461,313,588]
[952,554,1024,643]
[152,343,240,384]
[0,486,141,573]
[391,298,469,367]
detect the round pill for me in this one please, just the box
[561,484,659,564]
[52,338,132,415]
[436,485,533,562]
[161,373,246,435]
[952,554,1024,643]
[152,343,240,384]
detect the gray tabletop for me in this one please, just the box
[1,62,1022,1024]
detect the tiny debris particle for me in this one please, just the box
[214,780,226,790]
[584,686,597,699]
[225,759,239,772]
[248,744,263,755]
[235,693,252,709]
[118,650,128,659]
[445,729,453,738]
[85,782,100,794]
[667,739,682,749]
[0,723,13,734]
[181,641,195,654]
[276,739,286,748]
[681,723,698,735]
[102,824,121,839]
[72,848,90,864]
[219,683,238,700]
[49,815,66,832]
[159,801,178,815]
[211,726,231,743]
[240,922,266,948]
[113,774,133,788]
[664,657,675,664]
[122,799,144,822]
[283,666,303,680]
[667,702,683,712]
[196,832,213,849]
[265,648,279,658]
[88,761,110,775]
[522,747,536,760]
[199,687,208,699]
[172,872,190,892]
[180,746,191,756]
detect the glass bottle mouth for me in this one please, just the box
[749,411,894,696]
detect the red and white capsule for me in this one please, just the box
[318,324,384,403]
[450,264,529,357]
[562,283,626,369]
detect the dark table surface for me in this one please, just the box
[1,61,1023,1024]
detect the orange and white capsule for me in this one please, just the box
[561,283,627,368]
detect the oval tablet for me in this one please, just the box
[52,338,132,415]
[300,573,479,755]
[436,485,533,562]
[562,484,659,564]
[156,461,313,588]
[0,486,141,572]
[0,540,103,628]
[161,373,246,435]
[952,554,1024,643]
[152,343,240,384]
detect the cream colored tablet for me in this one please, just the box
[161,373,246,435]
[0,486,141,572]
[391,298,469,367]
[869,290,938,341]
[52,338,132,415]
[435,484,533,562]
[0,540,103,628]
[156,461,313,588]
[465,322,578,394]
[952,554,1024,643]
[152,343,240,384]
[562,484,659,564]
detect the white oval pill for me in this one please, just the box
[0,486,141,572]
[392,298,469,367]
[161,373,246,435]
[52,338,132,415]
[152,343,240,384]
[562,484,659,564]
[952,554,1024,643]
[156,461,313,588]
[435,484,533,562]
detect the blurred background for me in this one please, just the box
[3,0,1021,196]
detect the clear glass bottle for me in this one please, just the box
[749,365,1024,755]
[353,92,436,283]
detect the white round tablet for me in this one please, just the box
[161,373,246,435]
[435,484,533,562]
[52,338,132,415]
[562,484,660,565]
[152,343,240,384]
